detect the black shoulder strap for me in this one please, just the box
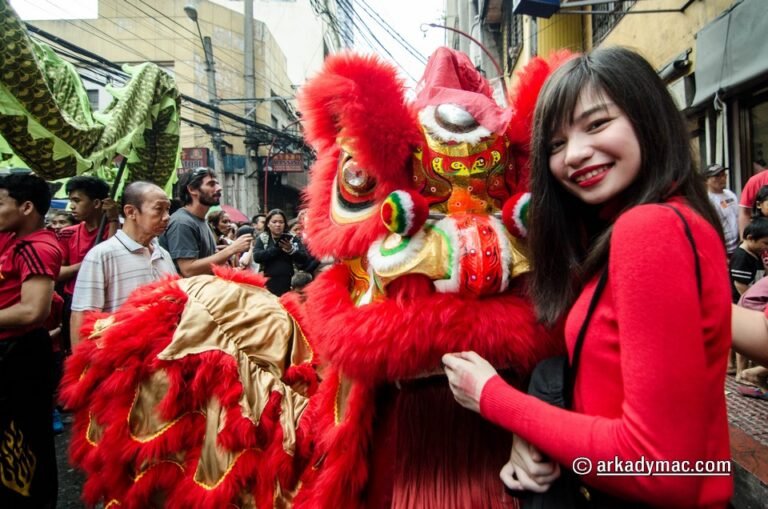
[660,204,702,297]
[566,203,702,406]
[566,268,608,407]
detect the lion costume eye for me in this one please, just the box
[336,153,376,206]
[341,156,375,195]
[332,151,378,223]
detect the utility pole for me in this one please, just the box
[244,0,260,213]
[185,5,226,200]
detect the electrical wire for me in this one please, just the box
[25,24,306,147]
[309,0,346,49]
[127,0,300,98]
[351,0,427,65]
[336,0,419,82]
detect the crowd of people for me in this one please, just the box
[0,168,318,507]
[1,46,767,507]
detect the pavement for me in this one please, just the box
[54,413,86,508]
[725,375,768,508]
[52,377,768,508]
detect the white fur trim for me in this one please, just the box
[489,216,512,292]
[512,192,530,237]
[367,228,427,274]
[431,217,461,293]
[389,190,415,234]
[418,106,492,145]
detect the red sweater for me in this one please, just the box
[480,202,732,508]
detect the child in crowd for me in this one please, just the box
[48,210,76,233]
[730,217,768,303]
[750,185,768,220]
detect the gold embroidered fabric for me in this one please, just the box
[374,229,530,286]
[374,229,451,284]
[158,276,310,456]
[508,236,531,279]
[129,370,175,443]
[194,396,241,489]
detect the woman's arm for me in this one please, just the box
[732,304,768,365]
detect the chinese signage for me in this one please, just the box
[180,147,209,171]
[270,153,304,173]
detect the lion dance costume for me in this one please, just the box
[61,48,567,508]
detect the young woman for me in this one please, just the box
[252,209,309,296]
[207,210,234,246]
[443,47,732,507]
[207,210,238,267]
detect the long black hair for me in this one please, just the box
[528,47,721,325]
[265,208,288,237]
[751,185,768,219]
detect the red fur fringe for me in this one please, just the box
[299,53,423,260]
[61,273,310,508]
[303,264,563,384]
[505,51,575,193]
[293,369,377,509]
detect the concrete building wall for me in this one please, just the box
[210,0,335,86]
[29,0,293,156]
[599,0,733,70]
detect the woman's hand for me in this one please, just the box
[278,238,293,253]
[442,351,498,413]
[500,435,560,493]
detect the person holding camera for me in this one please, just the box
[253,209,309,296]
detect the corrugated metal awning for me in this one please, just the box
[691,0,768,109]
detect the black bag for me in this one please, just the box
[522,205,701,509]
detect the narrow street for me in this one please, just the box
[55,419,85,508]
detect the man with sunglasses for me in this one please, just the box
[160,168,252,277]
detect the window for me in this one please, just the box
[747,92,768,170]
[529,18,538,58]
[86,89,99,111]
[592,1,636,46]
[505,13,523,71]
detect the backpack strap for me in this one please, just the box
[660,204,702,297]
[567,203,702,407]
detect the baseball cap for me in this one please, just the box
[702,163,727,178]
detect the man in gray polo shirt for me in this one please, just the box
[160,167,252,276]
[70,182,177,347]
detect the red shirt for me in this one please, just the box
[57,222,108,295]
[0,230,62,341]
[479,201,732,507]
[738,169,768,208]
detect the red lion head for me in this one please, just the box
[296,48,568,383]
